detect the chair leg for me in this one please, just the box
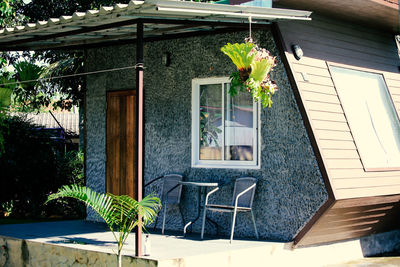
[161,202,168,235]
[179,205,185,229]
[230,209,238,244]
[251,210,259,239]
[200,207,207,239]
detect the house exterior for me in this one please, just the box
[0,0,399,252]
[85,28,328,242]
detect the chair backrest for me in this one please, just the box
[231,177,257,208]
[162,174,183,205]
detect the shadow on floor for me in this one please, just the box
[0,220,108,240]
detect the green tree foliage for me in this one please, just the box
[9,0,131,110]
[0,86,12,107]
[0,0,17,28]
[0,115,85,218]
[32,51,84,110]
[12,60,44,109]
[0,0,214,112]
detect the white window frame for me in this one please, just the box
[191,77,261,169]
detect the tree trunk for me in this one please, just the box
[118,251,122,267]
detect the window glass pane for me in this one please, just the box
[331,66,400,169]
[199,84,223,160]
[224,83,254,161]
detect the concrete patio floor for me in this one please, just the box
[0,220,286,266]
[0,220,398,266]
[0,220,271,258]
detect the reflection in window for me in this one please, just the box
[330,66,400,170]
[193,78,259,168]
[199,84,222,160]
[225,83,254,161]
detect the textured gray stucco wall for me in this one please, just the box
[85,45,136,220]
[360,229,400,256]
[85,29,328,241]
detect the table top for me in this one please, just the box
[178,181,219,187]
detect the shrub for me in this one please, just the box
[0,114,84,219]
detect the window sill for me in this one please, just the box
[191,163,261,170]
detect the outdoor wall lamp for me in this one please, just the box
[162,52,171,67]
[291,44,303,60]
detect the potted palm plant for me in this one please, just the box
[46,185,161,267]
[221,40,278,108]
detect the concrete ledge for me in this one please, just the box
[0,236,157,267]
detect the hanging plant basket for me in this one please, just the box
[221,40,278,108]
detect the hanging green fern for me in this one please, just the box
[222,41,278,108]
[221,42,256,71]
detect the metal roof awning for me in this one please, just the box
[0,0,311,51]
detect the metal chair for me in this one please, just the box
[144,174,184,234]
[201,177,258,243]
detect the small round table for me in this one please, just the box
[178,181,219,235]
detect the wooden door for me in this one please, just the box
[106,90,136,198]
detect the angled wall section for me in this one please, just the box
[276,15,400,246]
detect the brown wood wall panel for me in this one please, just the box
[336,187,400,199]
[325,159,363,169]
[309,110,347,122]
[279,17,395,52]
[279,15,400,199]
[302,91,340,104]
[323,149,359,159]
[316,130,353,141]
[318,140,356,150]
[312,120,350,132]
[288,55,327,68]
[334,195,400,208]
[335,177,400,189]
[300,84,338,95]
[279,16,397,52]
[281,28,398,74]
[292,64,331,77]
[307,102,343,113]
[281,34,396,63]
[296,196,400,247]
[391,94,400,103]
[278,14,400,246]
[331,169,400,179]
[295,72,334,86]
[386,80,400,88]
[106,90,136,198]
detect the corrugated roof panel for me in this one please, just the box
[12,113,79,135]
[0,0,311,50]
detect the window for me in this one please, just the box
[192,77,260,168]
[330,66,400,171]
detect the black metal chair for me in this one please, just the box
[201,177,258,243]
[145,174,184,234]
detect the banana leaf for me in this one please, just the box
[0,87,12,108]
[14,61,44,90]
